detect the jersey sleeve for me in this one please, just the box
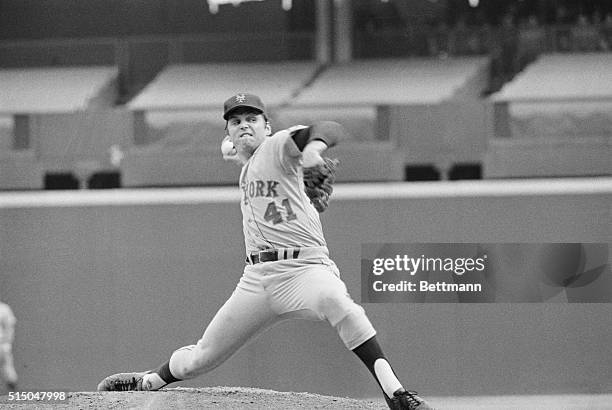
[291,121,345,151]
[272,122,346,173]
[272,126,308,173]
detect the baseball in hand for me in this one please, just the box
[221,136,237,157]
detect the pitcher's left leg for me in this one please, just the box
[290,264,434,410]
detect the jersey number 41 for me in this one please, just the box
[264,199,297,224]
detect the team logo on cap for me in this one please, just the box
[235,94,246,103]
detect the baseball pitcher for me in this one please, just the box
[97,93,434,410]
[0,301,17,391]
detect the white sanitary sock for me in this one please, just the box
[142,372,167,391]
[374,358,403,398]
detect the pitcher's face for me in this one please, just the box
[226,109,271,158]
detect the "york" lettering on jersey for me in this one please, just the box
[242,180,280,204]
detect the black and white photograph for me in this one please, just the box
[0,1,611,408]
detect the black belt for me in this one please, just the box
[247,248,301,264]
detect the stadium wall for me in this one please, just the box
[0,180,610,398]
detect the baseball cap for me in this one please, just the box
[223,93,266,120]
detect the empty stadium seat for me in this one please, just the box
[122,58,490,185]
[0,66,118,113]
[487,53,612,178]
[0,66,123,187]
[128,62,321,111]
[292,57,490,106]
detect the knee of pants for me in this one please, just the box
[335,309,376,350]
[315,288,361,326]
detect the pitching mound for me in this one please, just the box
[0,387,386,409]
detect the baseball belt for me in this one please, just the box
[246,248,301,265]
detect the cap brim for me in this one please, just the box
[223,105,264,120]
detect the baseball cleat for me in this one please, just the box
[386,388,435,410]
[97,371,149,391]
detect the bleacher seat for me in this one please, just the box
[123,58,490,185]
[0,66,118,113]
[0,66,120,189]
[128,62,321,111]
[493,53,612,102]
[486,53,612,178]
[293,57,490,106]
[290,57,490,179]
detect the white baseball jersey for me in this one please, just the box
[0,302,15,344]
[239,126,326,254]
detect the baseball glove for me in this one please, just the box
[303,157,339,213]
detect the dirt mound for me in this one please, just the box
[0,387,387,409]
